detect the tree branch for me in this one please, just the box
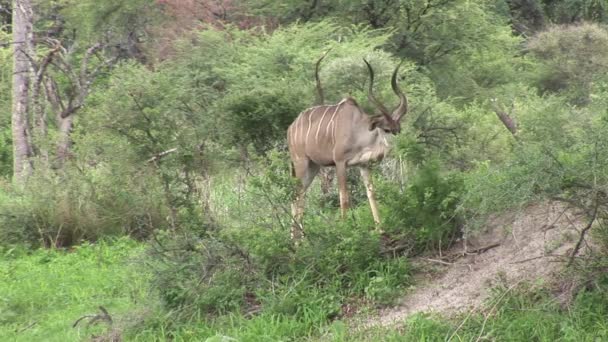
[490,98,518,138]
[146,148,178,163]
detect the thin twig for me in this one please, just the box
[475,280,523,342]
[568,199,599,267]
[447,278,524,341]
[447,301,481,341]
[510,255,545,264]
[422,257,453,266]
[16,321,37,333]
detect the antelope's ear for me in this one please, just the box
[369,116,382,131]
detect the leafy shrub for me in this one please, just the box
[379,158,464,254]
[146,149,412,323]
[528,23,608,104]
[0,164,167,247]
[222,89,306,153]
[148,230,256,317]
[462,93,608,228]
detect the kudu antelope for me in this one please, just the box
[287,55,408,240]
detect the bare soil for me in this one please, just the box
[362,201,585,329]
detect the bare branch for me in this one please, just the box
[146,148,178,163]
[88,54,119,80]
[79,43,102,89]
[33,42,62,91]
[568,198,599,266]
[44,76,65,114]
[47,42,116,119]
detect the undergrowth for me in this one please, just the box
[0,238,150,341]
[347,253,608,342]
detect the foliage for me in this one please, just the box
[528,22,608,104]
[0,29,11,177]
[462,91,608,226]
[147,229,255,317]
[144,152,411,326]
[222,88,304,152]
[4,0,608,340]
[207,22,393,152]
[379,157,464,254]
[544,0,608,24]
[57,0,160,48]
[0,161,167,247]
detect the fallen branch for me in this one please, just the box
[465,243,501,255]
[510,255,545,264]
[73,306,113,328]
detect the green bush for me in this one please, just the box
[147,229,257,317]
[528,23,608,104]
[0,165,167,247]
[379,159,464,254]
[144,150,412,324]
[222,89,306,153]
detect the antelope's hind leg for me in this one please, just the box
[291,159,320,241]
[335,161,350,219]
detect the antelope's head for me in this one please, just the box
[363,59,408,136]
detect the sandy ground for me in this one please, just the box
[361,201,585,329]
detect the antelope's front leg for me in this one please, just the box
[360,166,381,226]
[336,162,349,218]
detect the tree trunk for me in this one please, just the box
[11,0,34,183]
[56,115,73,167]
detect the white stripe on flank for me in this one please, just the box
[315,106,332,142]
[305,108,315,142]
[298,110,306,144]
[326,102,341,145]
[293,115,300,146]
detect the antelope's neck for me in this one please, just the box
[346,130,392,166]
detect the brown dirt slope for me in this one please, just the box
[365,201,583,328]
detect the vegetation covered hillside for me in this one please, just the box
[2,0,608,340]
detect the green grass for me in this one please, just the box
[0,236,356,341]
[129,312,332,341]
[3,235,608,341]
[0,238,150,341]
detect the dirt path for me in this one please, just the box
[362,202,583,329]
